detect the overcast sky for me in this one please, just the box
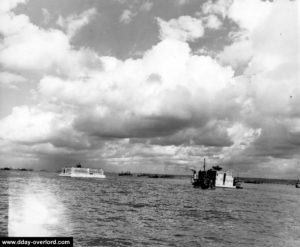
[0,0,299,177]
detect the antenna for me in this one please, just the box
[204,158,206,171]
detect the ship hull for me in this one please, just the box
[59,173,106,178]
[192,169,240,189]
[192,181,236,189]
[215,185,236,189]
[71,174,105,178]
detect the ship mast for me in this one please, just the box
[203,158,206,171]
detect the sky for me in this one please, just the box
[0,0,299,178]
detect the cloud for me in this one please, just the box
[176,0,191,5]
[226,123,261,153]
[0,106,76,146]
[219,0,300,165]
[56,8,97,38]
[0,27,99,76]
[140,1,153,12]
[0,38,237,166]
[42,8,51,24]
[0,106,59,143]
[0,105,94,154]
[202,0,232,19]
[36,39,235,140]
[0,26,69,72]
[218,0,298,73]
[157,16,205,42]
[203,14,222,30]
[0,11,31,36]
[0,0,298,177]
[247,121,300,159]
[145,121,233,147]
[0,3,100,76]
[218,39,253,69]
[119,9,136,24]
[0,71,26,89]
[228,0,272,32]
[197,0,300,175]
[75,114,191,139]
[0,0,27,13]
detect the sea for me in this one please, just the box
[1,170,300,247]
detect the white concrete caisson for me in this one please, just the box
[59,166,106,178]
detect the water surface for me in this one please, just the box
[2,171,300,246]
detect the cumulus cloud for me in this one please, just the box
[0,36,238,170]
[228,0,272,32]
[145,121,234,147]
[203,14,222,30]
[217,0,300,172]
[218,0,289,69]
[0,0,298,177]
[0,106,67,144]
[0,3,100,76]
[0,26,100,75]
[226,0,299,117]
[157,16,205,42]
[36,39,235,140]
[0,0,27,13]
[218,39,253,69]
[0,105,94,158]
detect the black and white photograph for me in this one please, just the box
[0,0,299,246]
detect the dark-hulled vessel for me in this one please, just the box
[191,159,242,189]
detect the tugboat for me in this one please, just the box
[191,159,242,189]
[59,163,106,178]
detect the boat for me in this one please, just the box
[191,159,242,189]
[235,180,243,189]
[296,180,300,188]
[118,171,133,176]
[59,163,106,178]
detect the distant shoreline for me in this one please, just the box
[237,177,298,185]
[0,168,298,185]
[124,173,299,184]
[0,167,34,171]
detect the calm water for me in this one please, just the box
[1,171,300,247]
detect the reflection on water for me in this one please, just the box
[2,171,300,247]
[8,173,71,237]
[9,191,66,236]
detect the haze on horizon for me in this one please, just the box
[0,0,299,178]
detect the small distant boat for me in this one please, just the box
[235,180,243,189]
[59,163,106,178]
[191,159,242,189]
[296,180,300,188]
[118,171,133,176]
